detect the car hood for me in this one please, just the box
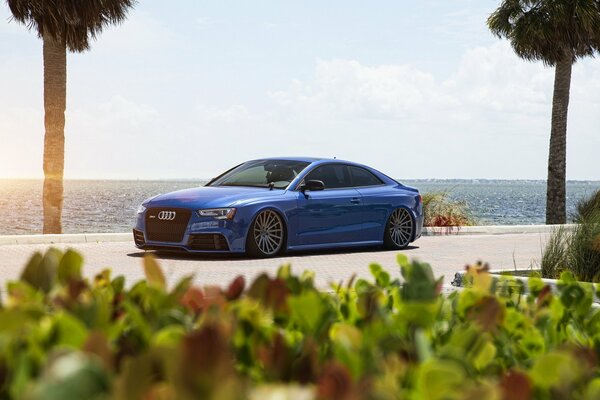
[145,186,287,209]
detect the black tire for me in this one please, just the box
[246,209,285,257]
[383,208,414,249]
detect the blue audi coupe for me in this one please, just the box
[133,158,423,257]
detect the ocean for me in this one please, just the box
[1,179,599,235]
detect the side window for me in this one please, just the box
[349,166,383,187]
[304,164,352,189]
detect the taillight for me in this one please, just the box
[418,194,422,203]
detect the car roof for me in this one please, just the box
[252,157,363,166]
[252,156,324,163]
[243,157,401,187]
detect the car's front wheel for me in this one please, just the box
[384,208,414,249]
[246,209,285,257]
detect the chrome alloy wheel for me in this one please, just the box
[389,208,413,247]
[253,210,284,255]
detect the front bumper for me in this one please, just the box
[133,208,248,253]
[133,229,233,252]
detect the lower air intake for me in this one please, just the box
[188,234,230,251]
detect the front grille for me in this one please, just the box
[145,208,191,243]
[133,229,145,246]
[188,234,230,251]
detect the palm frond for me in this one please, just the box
[6,0,136,52]
[487,0,600,65]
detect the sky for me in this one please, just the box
[0,0,599,180]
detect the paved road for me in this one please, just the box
[0,232,549,290]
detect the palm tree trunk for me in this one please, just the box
[42,33,66,234]
[546,59,572,225]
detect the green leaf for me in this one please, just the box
[288,291,325,335]
[300,269,315,285]
[330,323,362,350]
[143,254,166,291]
[6,280,45,307]
[168,275,194,304]
[10,353,34,399]
[415,359,465,400]
[20,249,61,293]
[527,276,545,296]
[277,264,291,279]
[112,275,126,293]
[370,263,390,288]
[122,300,152,344]
[559,270,577,285]
[0,310,34,333]
[400,259,440,302]
[354,278,371,294]
[58,249,83,285]
[473,340,496,370]
[397,253,410,269]
[415,329,432,362]
[25,352,110,400]
[530,351,580,389]
[584,378,600,400]
[153,325,187,347]
[53,312,89,348]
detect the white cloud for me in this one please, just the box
[195,104,256,124]
[266,42,600,179]
[447,42,554,117]
[270,41,600,128]
[271,59,458,121]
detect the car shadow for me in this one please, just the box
[126,251,244,261]
[126,244,419,262]
[285,245,419,258]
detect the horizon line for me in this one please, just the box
[2,177,600,183]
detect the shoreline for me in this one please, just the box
[0,224,570,246]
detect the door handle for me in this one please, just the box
[350,198,361,204]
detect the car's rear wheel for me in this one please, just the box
[246,209,285,257]
[384,208,414,249]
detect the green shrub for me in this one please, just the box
[574,189,600,223]
[566,220,600,281]
[422,191,475,227]
[540,225,569,279]
[542,190,600,281]
[2,249,600,399]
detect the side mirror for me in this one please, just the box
[301,180,325,192]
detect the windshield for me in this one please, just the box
[207,160,311,189]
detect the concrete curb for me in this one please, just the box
[0,224,574,246]
[0,233,132,246]
[422,224,575,236]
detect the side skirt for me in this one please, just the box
[287,240,383,252]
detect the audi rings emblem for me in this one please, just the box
[158,211,177,221]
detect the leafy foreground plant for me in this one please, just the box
[3,250,600,399]
[422,191,475,227]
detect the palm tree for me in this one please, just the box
[488,0,600,224]
[6,0,136,233]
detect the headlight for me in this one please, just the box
[136,204,147,214]
[197,208,236,220]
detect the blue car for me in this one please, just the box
[133,158,423,257]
